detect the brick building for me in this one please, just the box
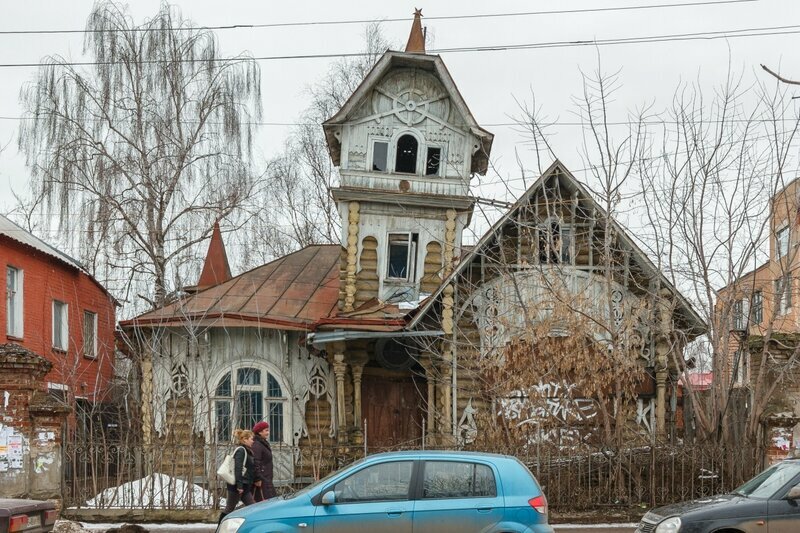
[0,214,116,406]
[718,178,800,456]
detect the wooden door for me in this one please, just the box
[361,372,424,449]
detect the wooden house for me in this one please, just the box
[121,11,706,484]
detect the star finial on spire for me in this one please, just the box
[405,8,426,53]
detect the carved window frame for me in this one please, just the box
[212,363,290,445]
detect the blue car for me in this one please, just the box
[218,450,554,533]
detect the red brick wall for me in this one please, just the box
[0,236,116,401]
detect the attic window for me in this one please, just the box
[538,221,572,264]
[426,147,441,175]
[396,135,418,173]
[372,141,388,172]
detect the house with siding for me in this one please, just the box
[121,12,706,483]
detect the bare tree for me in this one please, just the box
[640,73,800,446]
[241,23,390,264]
[18,1,262,310]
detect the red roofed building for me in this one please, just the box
[0,214,116,406]
[121,11,705,484]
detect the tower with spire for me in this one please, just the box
[323,9,493,311]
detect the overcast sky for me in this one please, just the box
[1,0,798,240]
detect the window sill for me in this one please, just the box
[52,347,68,355]
[83,354,98,361]
[6,334,24,342]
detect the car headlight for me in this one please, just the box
[218,517,245,533]
[655,516,681,533]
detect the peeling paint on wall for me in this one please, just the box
[34,453,54,474]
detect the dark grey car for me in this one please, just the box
[0,499,57,533]
[637,459,800,533]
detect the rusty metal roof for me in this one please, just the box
[195,221,232,289]
[122,245,343,330]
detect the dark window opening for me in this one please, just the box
[561,227,572,264]
[395,135,418,173]
[539,221,561,264]
[752,291,763,324]
[426,147,441,175]
[387,233,418,280]
[372,141,388,172]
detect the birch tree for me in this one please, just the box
[19,1,262,309]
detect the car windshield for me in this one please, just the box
[284,457,368,500]
[734,462,800,498]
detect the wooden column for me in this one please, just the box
[140,348,154,448]
[656,369,668,436]
[332,350,348,443]
[420,357,437,436]
[351,362,364,445]
[343,202,360,312]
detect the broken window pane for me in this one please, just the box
[388,235,410,278]
[426,147,441,175]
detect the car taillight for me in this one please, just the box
[45,509,59,524]
[9,514,28,532]
[528,495,548,514]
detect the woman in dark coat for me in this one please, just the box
[251,421,277,501]
[220,429,256,521]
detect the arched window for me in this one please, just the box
[213,365,286,444]
[395,134,418,173]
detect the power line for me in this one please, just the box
[0,1,758,36]
[1,116,797,127]
[0,23,796,69]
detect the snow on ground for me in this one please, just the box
[83,473,219,509]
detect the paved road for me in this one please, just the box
[82,524,637,533]
[555,526,637,533]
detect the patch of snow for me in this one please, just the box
[83,473,219,509]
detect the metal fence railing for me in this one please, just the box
[62,438,765,511]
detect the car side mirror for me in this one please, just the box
[786,486,800,500]
[321,490,336,505]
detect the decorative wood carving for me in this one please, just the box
[344,202,360,312]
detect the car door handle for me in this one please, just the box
[387,509,404,517]
[477,507,494,513]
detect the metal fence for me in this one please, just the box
[530,443,763,510]
[62,439,765,511]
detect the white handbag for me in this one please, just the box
[216,446,246,485]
